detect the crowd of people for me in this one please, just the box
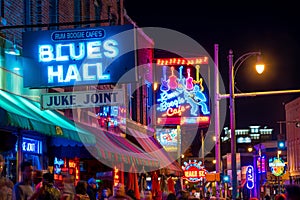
[2,155,300,200]
[0,158,108,200]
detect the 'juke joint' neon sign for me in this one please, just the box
[156,63,210,125]
[23,25,135,88]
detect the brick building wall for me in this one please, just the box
[285,97,300,177]
[1,0,122,44]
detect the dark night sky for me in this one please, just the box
[123,0,300,135]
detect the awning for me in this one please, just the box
[77,124,159,169]
[127,127,183,176]
[0,89,95,144]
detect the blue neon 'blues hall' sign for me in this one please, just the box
[22,25,136,88]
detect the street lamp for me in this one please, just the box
[214,44,300,199]
[228,49,264,200]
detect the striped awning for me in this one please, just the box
[0,89,95,144]
[78,124,159,169]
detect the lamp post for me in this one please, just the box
[228,49,263,200]
[214,44,300,199]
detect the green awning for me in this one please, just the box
[0,89,95,144]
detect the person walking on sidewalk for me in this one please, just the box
[0,154,14,200]
[12,161,34,200]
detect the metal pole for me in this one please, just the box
[218,89,300,99]
[229,49,237,200]
[253,154,257,198]
[258,145,262,199]
[214,44,221,198]
[201,129,204,164]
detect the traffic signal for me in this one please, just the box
[277,140,285,150]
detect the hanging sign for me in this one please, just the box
[155,60,210,126]
[246,165,254,190]
[22,25,136,88]
[182,160,207,182]
[269,157,286,176]
[41,89,124,110]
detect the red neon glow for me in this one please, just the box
[69,160,76,168]
[182,160,207,182]
[156,57,209,66]
[157,116,210,125]
[185,68,194,90]
[162,105,188,117]
[184,168,206,178]
[169,67,178,89]
[114,167,120,187]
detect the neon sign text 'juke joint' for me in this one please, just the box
[39,39,118,83]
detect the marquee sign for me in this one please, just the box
[41,89,124,110]
[22,25,136,88]
[269,157,286,176]
[182,160,207,182]
[155,59,210,125]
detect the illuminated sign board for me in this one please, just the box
[156,128,178,152]
[156,57,209,66]
[54,157,65,175]
[237,137,251,143]
[22,25,136,88]
[257,155,266,173]
[182,160,206,182]
[246,165,254,190]
[22,137,42,154]
[113,167,120,187]
[269,157,286,176]
[155,59,210,125]
[41,89,124,110]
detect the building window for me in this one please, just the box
[74,0,81,27]
[49,0,58,30]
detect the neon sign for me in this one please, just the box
[246,165,254,190]
[156,63,210,125]
[182,160,206,182]
[156,128,178,152]
[22,137,42,154]
[113,167,120,187]
[23,25,136,88]
[269,157,286,176]
[257,155,266,173]
[156,57,209,66]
